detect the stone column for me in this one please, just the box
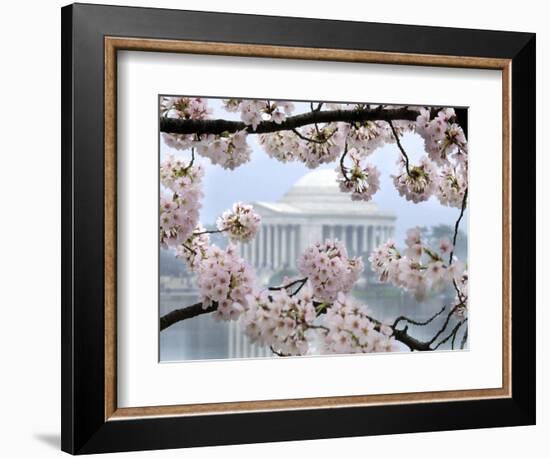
[274,225,280,269]
[281,225,287,267]
[350,225,357,256]
[257,226,263,268]
[368,225,375,251]
[266,225,272,268]
[288,225,295,268]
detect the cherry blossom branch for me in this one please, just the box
[159,302,217,331]
[290,128,329,144]
[339,142,351,182]
[388,119,412,177]
[270,346,290,357]
[160,106,426,136]
[392,305,446,329]
[434,318,467,350]
[427,304,461,346]
[460,327,469,349]
[158,280,467,352]
[392,326,432,351]
[193,228,226,236]
[448,187,468,265]
[183,147,195,173]
[268,277,308,297]
[158,299,449,352]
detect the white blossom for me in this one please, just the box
[216,202,261,243]
[297,239,363,302]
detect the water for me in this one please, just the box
[159,286,467,362]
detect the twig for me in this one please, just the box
[193,228,226,236]
[181,243,196,255]
[448,187,468,265]
[434,318,467,350]
[270,346,289,357]
[291,127,337,145]
[183,147,195,173]
[268,277,308,297]
[460,327,469,349]
[388,119,412,177]
[393,305,446,330]
[428,304,460,346]
[339,142,351,182]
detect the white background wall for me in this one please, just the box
[0,0,544,456]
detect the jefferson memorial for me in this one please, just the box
[239,168,396,275]
[228,168,396,358]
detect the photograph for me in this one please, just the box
[158,96,469,361]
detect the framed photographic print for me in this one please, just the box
[61,3,536,454]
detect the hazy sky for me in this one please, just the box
[160,99,467,243]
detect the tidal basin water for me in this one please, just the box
[159,286,465,362]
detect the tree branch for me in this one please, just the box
[448,187,468,265]
[159,302,217,331]
[159,299,448,352]
[393,305,446,329]
[388,119,412,177]
[268,277,308,296]
[160,106,422,136]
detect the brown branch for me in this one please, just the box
[268,277,308,297]
[159,302,217,331]
[159,299,440,352]
[460,327,469,349]
[434,318,467,350]
[393,305,446,330]
[291,128,329,144]
[183,147,195,173]
[428,304,460,346]
[339,142,351,182]
[193,228,225,236]
[160,106,421,136]
[448,187,468,265]
[388,119,412,177]
[392,326,432,351]
[270,346,290,357]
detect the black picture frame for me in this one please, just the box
[61,3,536,454]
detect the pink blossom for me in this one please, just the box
[336,148,381,201]
[216,202,261,243]
[297,240,363,302]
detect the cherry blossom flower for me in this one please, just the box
[196,244,256,321]
[369,228,462,300]
[323,293,399,354]
[297,239,363,302]
[258,130,301,163]
[175,225,210,271]
[223,99,295,130]
[294,124,346,168]
[216,202,261,243]
[160,154,204,193]
[196,129,252,170]
[161,96,212,120]
[243,284,316,356]
[336,147,381,201]
[392,155,439,203]
[159,192,201,248]
[415,107,468,166]
[437,164,468,208]
[159,155,204,246]
[340,120,413,157]
[160,97,212,152]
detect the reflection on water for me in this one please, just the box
[159,286,467,362]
